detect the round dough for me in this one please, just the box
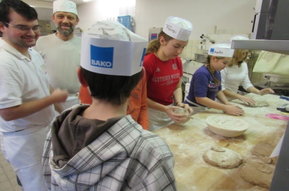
[203,146,242,168]
[249,100,269,107]
[240,159,274,188]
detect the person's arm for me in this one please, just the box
[223,89,255,105]
[0,89,68,121]
[196,94,244,116]
[216,90,229,104]
[173,80,183,105]
[247,86,275,95]
[54,103,64,114]
[147,98,188,123]
[173,80,193,114]
[137,71,149,130]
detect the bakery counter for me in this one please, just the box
[154,94,289,191]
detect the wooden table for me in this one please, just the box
[154,94,289,191]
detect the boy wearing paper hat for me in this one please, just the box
[144,16,194,131]
[42,21,176,190]
[35,0,81,110]
[185,43,244,116]
[221,35,274,106]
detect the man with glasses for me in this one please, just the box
[35,0,81,110]
[0,0,68,190]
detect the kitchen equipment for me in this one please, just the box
[194,53,207,63]
[206,115,248,137]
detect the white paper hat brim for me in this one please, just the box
[163,23,192,41]
[208,47,234,58]
[81,33,147,76]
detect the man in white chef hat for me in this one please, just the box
[35,0,81,111]
[185,43,244,116]
[42,21,177,190]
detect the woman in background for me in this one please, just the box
[185,43,244,116]
[221,35,274,106]
[144,16,193,131]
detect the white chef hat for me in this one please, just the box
[163,16,193,41]
[81,21,147,76]
[208,43,234,58]
[230,35,249,42]
[53,0,78,16]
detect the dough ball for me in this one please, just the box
[248,100,269,107]
[239,159,274,188]
[203,146,242,169]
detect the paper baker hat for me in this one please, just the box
[163,16,193,41]
[81,21,147,76]
[53,0,78,16]
[208,43,234,58]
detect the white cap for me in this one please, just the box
[230,35,249,41]
[81,21,147,76]
[53,0,78,16]
[208,43,234,58]
[163,16,193,41]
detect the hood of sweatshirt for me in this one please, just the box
[48,105,144,189]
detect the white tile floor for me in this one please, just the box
[0,152,21,191]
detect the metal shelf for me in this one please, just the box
[231,40,289,55]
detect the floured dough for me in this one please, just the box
[203,146,242,168]
[248,100,269,107]
[240,159,274,188]
[252,142,274,157]
[207,115,248,131]
[252,142,275,164]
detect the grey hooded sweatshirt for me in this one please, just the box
[42,105,176,191]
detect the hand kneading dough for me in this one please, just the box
[240,159,274,188]
[203,146,242,168]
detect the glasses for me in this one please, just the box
[4,22,40,32]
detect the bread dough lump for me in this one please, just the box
[203,146,242,168]
[249,100,269,107]
[240,159,274,188]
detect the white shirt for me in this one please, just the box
[0,38,4,47]
[35,34,81,94]
[0,41,55,132]
[221,61,253,93]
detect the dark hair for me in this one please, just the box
[0,0,38,24]
[81,68,143,105]
[146,31,173,54]
[207,55,224,84]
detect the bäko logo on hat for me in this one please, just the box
[90,45,113,69]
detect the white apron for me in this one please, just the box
[148,108,174,131]
[1,127,49,191]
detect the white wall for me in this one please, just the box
[32,0,256,58]
[134,0,256,58]
[77,0,136,31]
[135,0,255,39]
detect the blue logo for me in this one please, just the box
[209,48,215,54]
[90,45,113,68]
